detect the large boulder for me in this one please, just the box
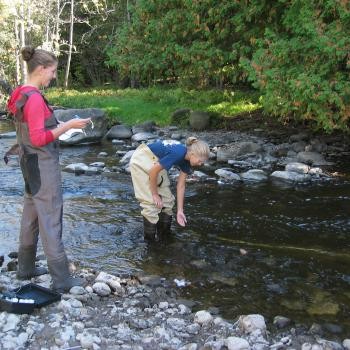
[189,111,210,131]
[217,142,262,162]
[54,108,107,145]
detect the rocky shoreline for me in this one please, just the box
[1,258,349,350]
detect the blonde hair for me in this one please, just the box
[21,46,57,73]
[186,136,210,160]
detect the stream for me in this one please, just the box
[0,120,349,338]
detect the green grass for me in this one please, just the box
[46,86,261,126]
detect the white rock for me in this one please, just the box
[343,339,350,350]
[2,314,21,332]
[77,332,95,349]
[57,299,72,313]
[178,304,190,315]
[285,162,310,174]
[194,310,213,325]
[271,170,311,182]
[215,168,241,181]
[64,163,89,173]
[70,286,87,295]
[241,169,268,182]
[92,282,111,296]
[239,314,266,334]
[85,286,94,293]
[120,150,135,164]
[69,298,83,308]
[159,301,169,310]
[226,336,250,350]
[17,332,29,347]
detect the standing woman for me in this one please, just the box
[7,46,90,292]
[130,137,210,241]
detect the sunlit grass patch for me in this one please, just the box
[46,86,261,126]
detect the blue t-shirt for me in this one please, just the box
[148,140,192,174]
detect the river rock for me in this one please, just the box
[1,313,21,332]
[217,142,262,162]
[225,336,250,350]
[132,121,156,134]
[289,132,309,142]
[120,150,135,164]
[131,132,157,142]
[194,310,213,325]
[105,124,132,139]
[64,163,89,174]
[215,168,241,181]
[92,282,111,296]
[241,169,268,182]
[285,162,310,174]
[297,151,329,166]
[343,339,350,350]
[291,141,307,153]
[239,314,266,334]
[189,111,210,131]
[273,316,291,329]
[270,170,311,183]
[0,131,16,139]
[55,108,107,145]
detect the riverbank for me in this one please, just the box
[1,259,349,350]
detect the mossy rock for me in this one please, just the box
[307,302,340,316]
[189,110,210,131]
[170,108,191,127]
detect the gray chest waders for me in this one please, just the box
[14,91,84,292]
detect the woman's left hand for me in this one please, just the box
[177,211,187,227]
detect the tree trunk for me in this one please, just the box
[14,18,21,85]
[19,0,27,84]
[64,0,74,89]
[54,0,61,86]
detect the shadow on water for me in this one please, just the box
[1,120,349,337]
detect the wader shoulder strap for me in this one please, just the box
[4,90,51,164]
[14,90,42,121]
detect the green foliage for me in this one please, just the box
[46,86,260,127]
[105,0,243,87]
[242,0,350,131]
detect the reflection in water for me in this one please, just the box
[1,120,349,337]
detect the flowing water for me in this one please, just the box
[0,121,349,338]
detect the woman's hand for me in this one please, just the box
[152,193,163,209]
[177,211,187,227]
[67,118,91,129]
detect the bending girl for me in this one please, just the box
[130,137,210,241]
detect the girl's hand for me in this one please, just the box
[177,211,187,227]
[152,193,163,209]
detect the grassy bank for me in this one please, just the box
[46,87,261,127]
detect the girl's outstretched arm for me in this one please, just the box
[148,162,164,208]
[176,171,187,226]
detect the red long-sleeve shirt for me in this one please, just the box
[7,86,54,147]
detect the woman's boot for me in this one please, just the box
[17,245,48,280]
[47,255,85,293]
